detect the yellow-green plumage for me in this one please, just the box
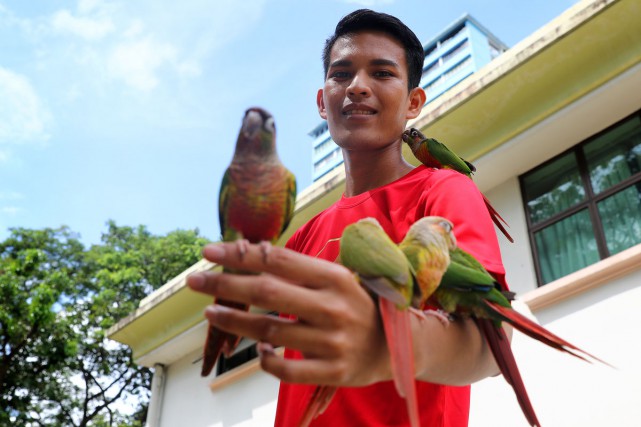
[398,216,457,308]
[340,217,416,308]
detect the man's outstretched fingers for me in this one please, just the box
[204,306,333,355]
[259,351,350,386]
[201,242,351,290]
[189,271,332,325]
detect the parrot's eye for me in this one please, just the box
[439,220,453,233]
[265,117,275,133]
[411,130,419,137]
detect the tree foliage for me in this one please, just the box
[0,222,208,426]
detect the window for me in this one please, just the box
[521,111,641,285]
[442,40,469,64]
[214,312,280,376]
[215,342,258,375]
[442,56,471,80]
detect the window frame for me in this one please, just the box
[520,109,641,286]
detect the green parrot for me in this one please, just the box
[403,216,610,427]
[298,217,422,427]
[200,107,297,377]
[402,128,514,243]
[398,216,457,308]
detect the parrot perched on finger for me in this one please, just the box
[297,217,422,427]
[402,128,514,243]
[403,216,610,427]
[200,107,297,377]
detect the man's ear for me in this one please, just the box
[406,87,426,119]
[317,88,327,119]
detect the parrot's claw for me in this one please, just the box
[423,308,452,326]
[410,307,428,320]
[235,239,250,260]
[258,241,273,264]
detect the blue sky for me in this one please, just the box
[0,0,577,246]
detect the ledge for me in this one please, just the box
[210,347,285,391]
[521,243,641,312]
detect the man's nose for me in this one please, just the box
[347,72,371,98]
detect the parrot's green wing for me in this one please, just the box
[340,223,410,283]
[428,138,475,176]
[280,170,297,237]
[442,256,495,291]
[218,169,231,241]
[340,218,421,426]
[340,219,415,307]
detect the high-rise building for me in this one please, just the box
[310,14,508,182]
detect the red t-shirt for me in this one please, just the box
[274,165,507,427]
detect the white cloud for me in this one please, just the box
[0,67,52,144]
[123,19,144,38]
[6,0,268,95]
[78,0,103,15]
[0,191,23,201]
[51,9,114,41]
[0,206,21,216]
[107,37,177,91]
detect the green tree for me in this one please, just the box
[0,222,208,426]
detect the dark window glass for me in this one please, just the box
[521,110,641,285]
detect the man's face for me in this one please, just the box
[317,31,422,152]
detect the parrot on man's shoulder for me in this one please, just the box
[402,128,514,243]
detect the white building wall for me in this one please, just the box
[485,177,539,295]
[470,268,641,426]
[157,348,280,427]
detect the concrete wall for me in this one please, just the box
[470,267,641,426]
[157,348,280,427]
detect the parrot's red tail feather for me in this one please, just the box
[297,386,337,427]
[201,324,226,376]
[379,298,420,427]
[200,299,247,377]
[483,301,612,367]
[482,195,514,243]
[476,318,541,427]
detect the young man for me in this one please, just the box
[188,9,508,426]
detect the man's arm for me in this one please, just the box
[187,241,510,387]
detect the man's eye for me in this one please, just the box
[330,71,350,79]
[374,70,393,78]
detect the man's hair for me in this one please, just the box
[322,9,424,90]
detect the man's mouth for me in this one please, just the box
[344,109,375,116]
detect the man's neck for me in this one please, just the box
[342,145,414,197]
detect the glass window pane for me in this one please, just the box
[523,152,586,225]
[585,116,641,194]
[534,210,599,284]
[597,184,641,255]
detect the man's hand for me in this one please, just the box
[187,241,391,387]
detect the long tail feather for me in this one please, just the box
[297,386,338,427]
[379,298,420,427]
[482,195,514,243]
[201,299,247,377]
[483,301,612,367]
[476,318,541,427]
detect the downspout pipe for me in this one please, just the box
[145,363,166,427]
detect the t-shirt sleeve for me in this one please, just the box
[421,169,507,288]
